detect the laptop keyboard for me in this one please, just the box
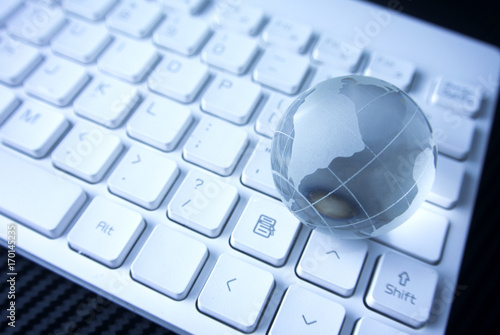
[0,0,499,334]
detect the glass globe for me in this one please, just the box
[271,75,437,239]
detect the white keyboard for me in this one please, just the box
[0,0,499,334]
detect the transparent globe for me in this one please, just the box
[271,75,437,239]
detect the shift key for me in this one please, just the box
[0,149,86,238]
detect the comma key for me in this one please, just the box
[365,253,439,328]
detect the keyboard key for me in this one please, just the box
[158,0,207,14]
[253,49,309,94]
[424,104,475,160]
[1,101,69,158]
[108,145,179,210]
[98,38,159,83]
[0,33,42,85]
[168,169,238,237]
[197,254,275,333]
[312,35,364,72]
[241,139,279,198]
[51,19,112,63]
[201,30,259,75]
[51,123,123,183]
[62,0,116,21]
[353,317,409,335]
[67,196,145,268]
[428,155,464,208]
[230,195,300,266]
[183,116,248,176]
[261,17,313,53]
[297,230,368,296]
[309,65,348,88]
[255,93,293,138]
[213,3,264,35]
[364,52,416,91]
[148,55,210,103]
[0,87,19,125]
[430,76,483,117]
[0,0,21,25]
[126,96,192,151]
[106,0,163,38]
[374,209,449,264]
[131,224,208,300]
[365,252,439,328]
[153,14,210,56]
[74,76,140,128]
[6,2,65,45]
[24,57,90,106]
[0,149,86,238]
[201,75,261,124]
[269,285,345,335]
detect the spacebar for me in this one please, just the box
[0,150,86,238]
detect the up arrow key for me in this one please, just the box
[399,272,410,286]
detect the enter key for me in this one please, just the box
[365,252,439,328]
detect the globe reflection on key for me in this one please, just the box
[271,75,437,239]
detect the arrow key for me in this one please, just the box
[197,254,274,333]
[269,285,345,335]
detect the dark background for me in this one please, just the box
[1,0,500,334]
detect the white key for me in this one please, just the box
[148,55,209,103]
[230,195,300,266]
[67,196,145,268]
[430,76,483,117]
[153,15,210,56]
[0,149,86,238]
[424,105,475,160]
[0,0,21,25]
[6,3,65,45]
[0,87,19,125]
[374,209,449,264]
[131,224,208,300]
[51,20,112,63]
[98,39,159,83]
[297,230,368,297]
[309,65,349,88]
[168,169,238,237]
[158,0,206,14]
[365,252,439,328]
[1,101,69,158]
[353,317,409,335]
[127,96,192,151]
[269,285,345,335]
[51,123,123,183]
[108,145,179,210]
[364,52,416,91]
[0,33,42,85]
[201,75,261,124]
[183,116,248,176]
[62,0,116,21]
[213,3,264,35]
[197,254,274,333]
[201,30,259,74]
[24,57,89,106]
[312,35,364,72]
[255,94,293,138]
[106,0,163,38]
[241,139,279,198]
[74,76,140,128]
[253,49,310,94]
[262,17,313,53]
[428,155,464,209]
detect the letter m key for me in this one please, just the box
[19,109,40,124]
